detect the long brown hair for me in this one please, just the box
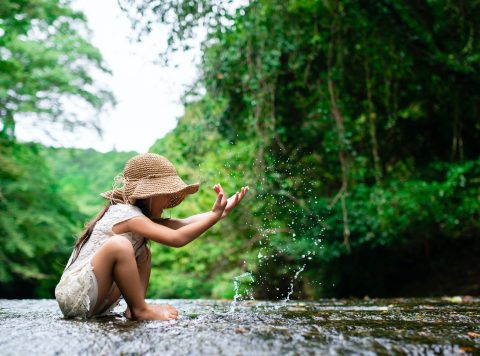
[65,198,169,271]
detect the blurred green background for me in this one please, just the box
[1,0,479,300]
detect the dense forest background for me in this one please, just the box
[1,0,479,300]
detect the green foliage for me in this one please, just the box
[124,0,480,297]
[148,97,260,298]
[0,0,117,298]
[2,0,480,299]
[39,147,138,217]
[0,140,84,297]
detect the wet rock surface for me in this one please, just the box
[1,298,479,355]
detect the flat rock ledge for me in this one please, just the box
[1,298,479,355]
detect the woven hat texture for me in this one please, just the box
[100,153,199,208]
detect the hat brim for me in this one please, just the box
[101,175,200,209]
[133,175,200,208]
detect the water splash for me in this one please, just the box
[284,264,306,303]
[230,272,255,312]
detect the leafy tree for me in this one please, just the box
[0,140,84,297]
[40,146,138,217]
[0,0,115,140]
[0,0,116,298]
[120,0,480,298]
[2,0,479,299]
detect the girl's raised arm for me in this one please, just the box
[157,212,212,230]
[160,185,249,229]
[128,185,228,247]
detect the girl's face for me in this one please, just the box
[149,195,170,217]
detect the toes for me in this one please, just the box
[150,304,179,320]
[158,304,176,311]
[166,305,178,313]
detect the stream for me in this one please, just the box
[0,297,479,355]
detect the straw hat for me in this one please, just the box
[100,153,200,208]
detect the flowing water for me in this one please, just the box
[284,264,306,303]
[1,297,479,355]
[230,272,255,312]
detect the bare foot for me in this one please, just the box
[124,304,178,319]
[123,304,178,319]
[126,304,178,321]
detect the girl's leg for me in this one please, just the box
[92,245,151,316]
[123,244,151,317]
[137,244,152,297]
[89,235,177,320]
[123,245,177,318]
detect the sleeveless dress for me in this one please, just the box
[54,203,146,319]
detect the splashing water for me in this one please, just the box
[199,153,324,302]
[284,264,306,303]
[230,272,255,312]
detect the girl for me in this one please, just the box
[54,153,249,321]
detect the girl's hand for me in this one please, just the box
[211,184,228,218]
[214,185,249,219]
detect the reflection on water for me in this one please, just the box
[0,298,479,355]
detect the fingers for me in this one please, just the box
[213,183,225,196]
[218,184,225,195]
[238,186,249,200]
[229,186,248,209]
[215,190,224,204]
[215,184,226,199]
[232,186,248,208]
[213,183,249,209]
[212,184,227,211]
[220,187,227,206]
[213,184,249,197]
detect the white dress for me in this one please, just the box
[54,203,146,319]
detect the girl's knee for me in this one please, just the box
[106,235,135,256]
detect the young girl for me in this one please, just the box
[54,153,249,321]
